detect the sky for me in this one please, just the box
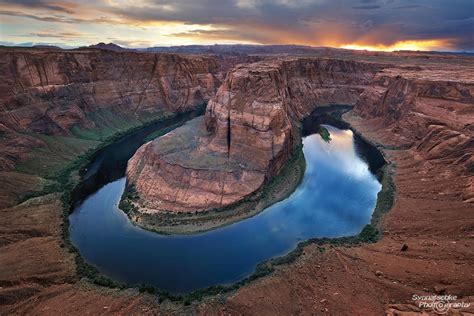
[0,0,473,51]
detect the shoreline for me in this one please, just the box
[54,106,208,289]
[122,143,306,235]
[161,109,395,303]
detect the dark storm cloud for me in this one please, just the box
[352,5,381,9]
[1,0,75,14]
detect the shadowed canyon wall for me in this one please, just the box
[0,50,221,135]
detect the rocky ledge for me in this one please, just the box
[126,116,266,212]
[353,66,474,202]
[0,47,262,171]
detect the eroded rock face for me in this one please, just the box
[128,57,474,213]
[0,48,260,171]
[205,58,384,177]
[126,117,266,212]
[127,58,385,213]
[0,49,221,135]
[354,68,474,202]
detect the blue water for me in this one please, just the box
[69,125,381,293]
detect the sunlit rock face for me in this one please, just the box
[127,57,384,213]
[205,58,383,178]
[126,117,266,212]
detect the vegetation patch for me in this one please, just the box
[70,108,174,141]
[15,134,99,178]
[118,184,139,215]
[371,164,396,227]
[316,125,332,142]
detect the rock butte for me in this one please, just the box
[126,57,474,214]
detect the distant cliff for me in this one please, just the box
[0,49,222,135]
[353,67,474,201]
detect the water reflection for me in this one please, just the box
[69,125,381,293]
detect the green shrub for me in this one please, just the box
[358,224,379,243]
[317,125,332,142]
[139,284,157,294]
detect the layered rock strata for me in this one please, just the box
[0,49,221,135]
[127,58,385,213]
[353,67,474,202]
[0,48,259,171]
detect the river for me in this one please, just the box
[69,112,381,294]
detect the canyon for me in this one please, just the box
[0,46,473,314]
[126,58,384,215]
[0,47,262,177]
[126,56,473,218]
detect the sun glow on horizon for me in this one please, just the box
[340,39,455,52]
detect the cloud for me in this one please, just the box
[352,5,380,9]
[392,4,424,10]
[108,38,155,48]
[1,0,76,14]
[0,0,472,50]
[29,29,90,38]
[0,9,84,23]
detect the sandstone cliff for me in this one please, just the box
[353,67,474,202]
[127,58,385,213]
[0,49,221,135]
[0,48,253,171]
[126,117,266,212]
[2,48,474,314]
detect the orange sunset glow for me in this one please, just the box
[340,39,456,52]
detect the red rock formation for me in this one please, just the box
[354,68,474,201]
[0,49,221,135]
[205,58,384,176]
[0,48,262,172]
[126,117,266,212]
[127,58,385,213]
